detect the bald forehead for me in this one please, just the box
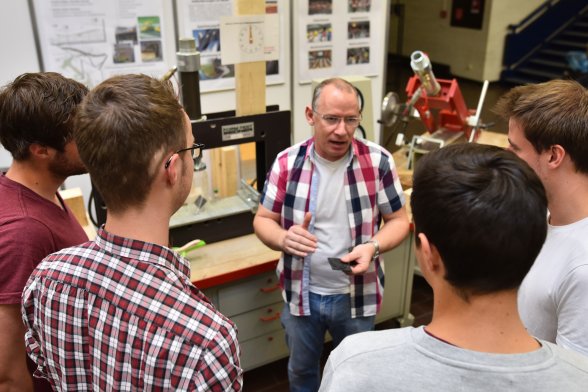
[314,80,360,110]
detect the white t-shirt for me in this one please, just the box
[309,150,352,295]
[518,216,588,356]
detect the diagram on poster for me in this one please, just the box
[297,0,381,83]
[31,0,169,87]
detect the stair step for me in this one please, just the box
[550,39,587,50]
[518,67,563,79]
[561,31,588,40]
[529,58,568,68]
[540,48,568,57]
[502,75,541,86]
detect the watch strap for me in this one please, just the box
[365,239,380,261]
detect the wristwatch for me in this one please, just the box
[365,239,380,261]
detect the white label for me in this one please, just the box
[221,122,255,141]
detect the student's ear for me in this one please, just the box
[29,143,51,160]
[416,233,442,274]
[164,154,180,186]
[305,105,315,126]
[546,144,566,168]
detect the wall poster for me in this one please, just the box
[175,0,285,93]
[30,0,170,87]
[297,0,382,83]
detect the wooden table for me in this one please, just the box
[393,130,508,190]
[186,233,280,288]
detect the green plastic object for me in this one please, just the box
[173,239,206,258]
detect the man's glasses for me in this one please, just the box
[164,143,205,169]
[313,110,362,129]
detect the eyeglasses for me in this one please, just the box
[164,143,205,169]
[313,110,362,129]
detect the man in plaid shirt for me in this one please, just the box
[21,74,242,391]
[253,78,409,391]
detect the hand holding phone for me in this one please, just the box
[328,257,357,273]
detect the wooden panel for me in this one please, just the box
[235,0,266,116]
[235,62,266,115]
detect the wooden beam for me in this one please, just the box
[234,0,266,116]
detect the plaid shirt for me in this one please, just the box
[22,228,242,391]
[260,137,405,317]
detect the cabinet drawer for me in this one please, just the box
[233,301,283,342]
[219,271,282,316]
[240,329,289,371]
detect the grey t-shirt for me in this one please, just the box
[309,149,352,295]
[319,326,588,391]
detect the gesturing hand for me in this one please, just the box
[340,242,376,275]
[281,212,317,257]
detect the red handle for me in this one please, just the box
[259,283,280,293]
[259,312,281,322]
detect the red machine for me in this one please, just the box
[404,50,486,143]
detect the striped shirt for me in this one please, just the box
[260,137,405,317]
[22,228,242,391]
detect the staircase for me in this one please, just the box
[501,0,588,85]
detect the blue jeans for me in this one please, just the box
[280,292,375,392]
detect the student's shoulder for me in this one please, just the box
[543,340,588,375]
[330,327,414,364]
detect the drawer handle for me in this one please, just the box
[259,312,281,322]
[259,283,280,293]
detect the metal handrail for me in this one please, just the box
[508,0,560,33]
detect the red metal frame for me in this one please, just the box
[405,75,475,139]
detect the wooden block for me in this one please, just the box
[219,146,239,197]
[235,0,264,14]
[59,187,97,239]
[211,147,222,197]
[476,130,508,148]
[235,62,266,115]
[59,188,88,226]
[234,0,266,117]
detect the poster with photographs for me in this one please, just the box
[175,0,285,93]
[298,0,381,82]
[31,0,169,87]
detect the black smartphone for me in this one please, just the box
[328,257,356,273]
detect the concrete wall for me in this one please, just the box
[484,0,544,80]
[396,0,544,81]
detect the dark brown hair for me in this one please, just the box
[74,74,186,213]
[0,72,88,160]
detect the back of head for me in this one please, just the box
[494,79,588,174]
[0,72,88,160]
[411,143,547,297]
[75,74,185,213]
